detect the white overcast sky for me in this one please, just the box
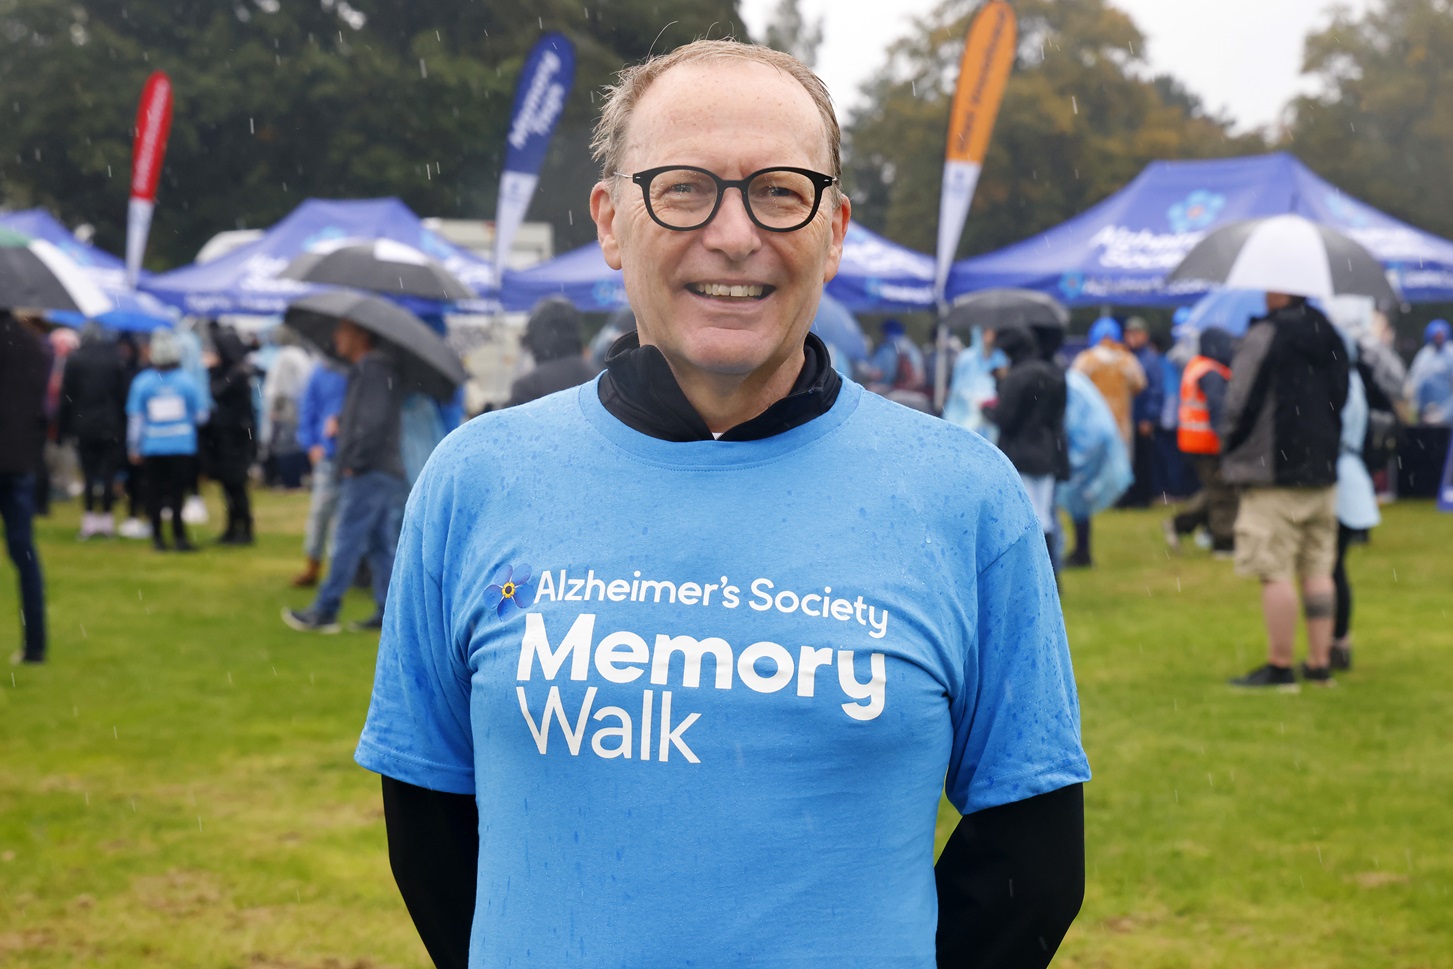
[738,0,1372,133]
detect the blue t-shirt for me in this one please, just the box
[356,378,1090,968]
[126,368,205,456]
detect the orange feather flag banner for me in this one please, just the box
[934,1,1017,304]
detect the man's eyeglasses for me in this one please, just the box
[616,166,837,233]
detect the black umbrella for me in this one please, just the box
[284,290,467,401]
[1166,214,1399,303]
[944,288,1069,333]
[0,227,113,316]
[280,238,474,301]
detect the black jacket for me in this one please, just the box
[506,355,599,407]
[335,350,404,479]
[59,339,128,444]
[1221,302,1349,487]
[207,331,256,431]
[984,327,1069,480]
[0,314,50,475]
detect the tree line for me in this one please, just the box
[1,0,1449,275]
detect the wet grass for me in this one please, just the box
[2,491,1450,967]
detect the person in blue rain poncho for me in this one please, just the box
[941,324,1009,441]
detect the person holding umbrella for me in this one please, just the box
[1168,213,1393,689]
[1221,290,1349,688]
[283,316,408,633]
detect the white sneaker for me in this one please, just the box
[95,514,115,537]
[118,517,150,540]
[78,512,97,540]
[182,495,209,525]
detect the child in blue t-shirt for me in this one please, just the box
[126,330,208,551]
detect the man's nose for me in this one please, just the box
[700,187,763,260]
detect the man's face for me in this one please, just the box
[1125,328,1147,350]
[590,60,850,386]
[333,319,367,362]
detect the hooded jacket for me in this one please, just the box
[59,331,128,444]
[208,330,256,431]
[1220,301,1349,488]
[983,327,1068,480]
[506,300,599,407]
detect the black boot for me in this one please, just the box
[217,509,240,544]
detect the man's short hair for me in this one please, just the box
[591,39,842,200]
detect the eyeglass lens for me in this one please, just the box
[646,169,821,230]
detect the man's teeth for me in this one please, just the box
[693,283,765,298]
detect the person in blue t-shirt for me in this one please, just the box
[355,40,1089,969]
[126,330,208,552]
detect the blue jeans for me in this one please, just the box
[309,471,407,621]
[0,472,46,660]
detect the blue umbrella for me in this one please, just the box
[1183,289,1266,337]
[48,288,178,332]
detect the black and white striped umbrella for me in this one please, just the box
[0,227,113,316]
[280,237,474,301]
[1167,214,1399,303]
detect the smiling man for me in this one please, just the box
[356,40,1089,969]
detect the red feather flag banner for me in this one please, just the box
[126,71,173,287]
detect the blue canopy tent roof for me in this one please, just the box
[141,198,498,316]
[0,208,178,330]
[500,222,936,313]
[946,152,1453,306]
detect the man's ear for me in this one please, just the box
[821,194,852,284]
[590,181,624,271]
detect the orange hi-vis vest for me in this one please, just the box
[1178,355,1233,455]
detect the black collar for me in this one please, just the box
[597,330,841,442]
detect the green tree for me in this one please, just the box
[0,0,743,268]
[843,0,1264,261]
[764,0,825,68]
[1284,0,1453,241]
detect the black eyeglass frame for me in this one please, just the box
[617,165,838,233]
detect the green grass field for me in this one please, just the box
[2,491,1451,968]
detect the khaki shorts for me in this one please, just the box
[1233,486,1338,581]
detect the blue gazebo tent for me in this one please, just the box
[946,153,1453,306]
[141,198,498,317]
[501,222,937,313]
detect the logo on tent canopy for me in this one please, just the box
[592,280,627,309]
[1058,272,1086,300]
[1166,190,1225,233]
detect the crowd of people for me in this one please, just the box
[1,297,608,661]
[908,299,1448,689]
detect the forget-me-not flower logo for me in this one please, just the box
[1167,190,1226,233]
[486,564,537,620]
[1058,272,1086,300]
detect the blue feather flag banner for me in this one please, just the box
[494,33,575,289]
